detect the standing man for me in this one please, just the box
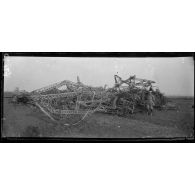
[146,90,155,116]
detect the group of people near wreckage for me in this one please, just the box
[113,75,156,116]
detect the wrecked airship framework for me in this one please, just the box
[12,75,167,126]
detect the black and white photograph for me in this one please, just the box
[2,53,194,141]
[1,1,195,195]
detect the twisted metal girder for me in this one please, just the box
[31,80,80,94]
[29,78,104,126]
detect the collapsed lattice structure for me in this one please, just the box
[96,75,167,115]
[12,77,105,125]
[12,75,167,125]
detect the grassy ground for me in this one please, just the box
[2,93,194,138]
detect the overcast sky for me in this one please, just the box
[4,56,194,96]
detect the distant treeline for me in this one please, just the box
[167,96,194,100]
[4,91,14,98]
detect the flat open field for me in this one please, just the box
[2,92,194,139]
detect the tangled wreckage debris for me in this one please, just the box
[11,75,174,126]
